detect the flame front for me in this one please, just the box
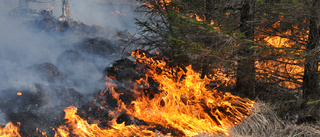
[2,50,254,136]
[54,106,155,137]
[52,50,253,136]
[0,122,21,137]
[119,51,254,136]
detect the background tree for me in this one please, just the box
[135,0,239,81]
[235,0,256,97]
[133,0,320,124]
[135,0,320,101]
[302,0,320,99]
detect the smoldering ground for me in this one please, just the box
[0,0,139,135]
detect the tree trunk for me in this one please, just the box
[61,0,72,18]
[205,0,214,22]
[236,0,256,97]
[302,1,320,99]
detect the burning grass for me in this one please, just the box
[229,102,320,137]
[0,122,21,137]
[120,50,254,136]
[0,50,255,136]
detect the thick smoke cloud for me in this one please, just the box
[0,1,75,90]
[0,0,139,128]
[0,0,139,92]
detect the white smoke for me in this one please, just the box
[69,0,141,32]
[0,0,140,92]
[0,0,141,128]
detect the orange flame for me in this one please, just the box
[1,51,253,136]
[17,92,22,96]
[195,14,205,21]
[210,67,236,87]
[0,122,21,137]
[255,20,308,88]
[111,50,254,136]
[112,11,125,16]
[54,106,155,137]
[142,0,172,9]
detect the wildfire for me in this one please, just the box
[142,0,171,9]
[255,20,309,88]
[106,50,253,136]
[195,14,205,22]
[17,92,22,96]
[0,122,21,137]
[55,50,254,136]
[210,67,236,87]
[54,106,155,137]
[1,50,254,136]
[112,11,125,16]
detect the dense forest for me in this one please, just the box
[133,0,320,127]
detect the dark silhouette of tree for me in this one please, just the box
[235,0,256,97]
[302,0,320,99]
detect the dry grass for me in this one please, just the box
[228,102,320,137]
[157,101,320,137]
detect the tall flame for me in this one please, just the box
[53,50,254,136]
[113,50,254,136]
[1,50,254,136]
[0,122,21,137]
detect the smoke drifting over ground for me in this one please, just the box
[0,0,139,131]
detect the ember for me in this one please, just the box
[16,92,22,96]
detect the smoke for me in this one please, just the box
[0,0,140,92]
[0,0,140,129]
[0,2,66,89]
[70,0,141,32]
[46,0,141,33]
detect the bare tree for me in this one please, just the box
[61,0,72,20]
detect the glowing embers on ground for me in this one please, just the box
[0,122,21,137]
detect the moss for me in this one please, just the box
[306,99,320,105]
